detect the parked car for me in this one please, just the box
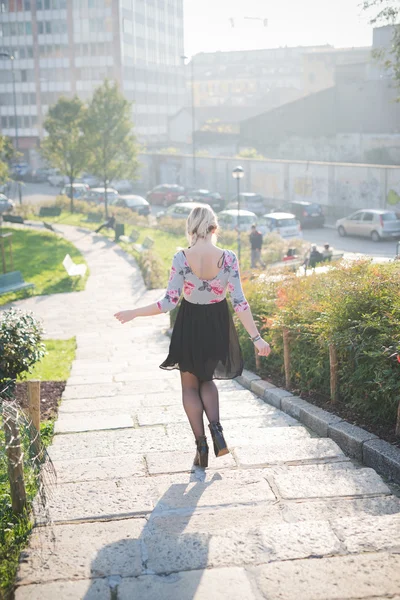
[115,194,150,216]
[47,169,68,187]
[227,193,267,216]
[158,201,210,220]
[29,167,54,183]
[80,173,100,188]
[217,209,258,232]
[185,189,224,212]
[336,209,400,242]
[258,212,302,239]
[61,183,89,198]
[110,179,134,194]
[146,184,185,206]
[277,201,325,228]
[83,187,119,205]
[0,194,15,214]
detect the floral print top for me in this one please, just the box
[157,249,249,313]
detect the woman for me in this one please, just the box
[114,206,271,468]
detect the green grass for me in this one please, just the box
[1,338,76,598]
[19,338,77,382]
[0,227,88,306]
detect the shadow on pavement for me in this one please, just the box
[83,472,222,600]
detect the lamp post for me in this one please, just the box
[0,51,18,151]
[232,166,244,261]
[181,55,196,186]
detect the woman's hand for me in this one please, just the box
[254,338,271,357]
[114,309,137,324]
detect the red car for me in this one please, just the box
[146,184,185,206]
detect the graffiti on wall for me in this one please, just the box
[334,168,381,209]
[289,164,329,205]
[251,165,285,201]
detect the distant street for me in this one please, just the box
[13,183,397,260]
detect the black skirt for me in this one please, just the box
[160,298,244,382]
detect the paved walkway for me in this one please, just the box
[8,225,400,600]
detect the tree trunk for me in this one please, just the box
[283,328,291,389]
[329,343,339,404]
[69,176,74,213]
[104,180,108,219]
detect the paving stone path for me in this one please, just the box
[8,225,400,600]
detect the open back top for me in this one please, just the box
[157,249,249,313]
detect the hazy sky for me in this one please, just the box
[184,0,374,56]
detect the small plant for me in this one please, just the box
[0,309,46,396]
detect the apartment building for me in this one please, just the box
[0,0,185,161]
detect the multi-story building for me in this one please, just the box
[0,0,185,163]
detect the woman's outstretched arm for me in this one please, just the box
[114,252,184,325]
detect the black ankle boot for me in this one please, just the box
[208,422,229,457]
[193,435,209,468]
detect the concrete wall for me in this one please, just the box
[138,153,400,219]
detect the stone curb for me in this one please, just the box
[237,369,400,484]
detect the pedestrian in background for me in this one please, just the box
[249,224,266,269]
[95,213,116,234]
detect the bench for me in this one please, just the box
[2,214,24,224]
[133,236,154,254]
[62,254,87,277]
[39,206,61,217]
[0,271,34,295]
[85,212,103,223]
[119,230,140,244]
[43,221,55,232]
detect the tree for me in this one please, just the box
[363,1,400,94]
[42,96,87,213]
[0,135,19,185]
[84,80,140,218]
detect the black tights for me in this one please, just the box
[180,372,220,440]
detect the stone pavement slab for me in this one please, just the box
[15,578,109,600]
[118,567,258,600]
[145,450,237,474]
[58,395,143,414]
[234,438,345,466]
[17,518,146,584]
[331,513,400,553]
[54,412,134,433]
[254,552,400,600]
[52,454,146,483]
[44,478,155,522]
[272,463,392,499]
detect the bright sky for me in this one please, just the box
[184,0,374,56]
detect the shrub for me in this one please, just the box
[136,250,165,289]
[157,216,187,237]
[246,260,400,427]
[0,309,46,396]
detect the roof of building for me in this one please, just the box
[240,79,400,146]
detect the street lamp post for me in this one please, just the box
[0,51,18,151]
[232,166,244,262]
[181,55,196,186]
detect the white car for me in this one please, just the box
[83,187,119,205]
[47,170,68,187]
[158,201,210,219]
[110,179,134,194]
[217,209,257,232]
[258,212,302,239]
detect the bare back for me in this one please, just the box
[184,244,225,281]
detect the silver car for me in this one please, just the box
[0,194,15,214]
[336,209,400,242]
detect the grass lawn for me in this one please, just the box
[0,227,88,306]
[19,338,76,382]
[1,337,76,597]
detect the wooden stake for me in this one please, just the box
[329,343,339,404]
[4,412,27,515]
[283,328,291,388]
[254,344,261,372]
[396,401,400,437]
[27,380,41,434]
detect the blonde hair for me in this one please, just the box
[186,205,218,245]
